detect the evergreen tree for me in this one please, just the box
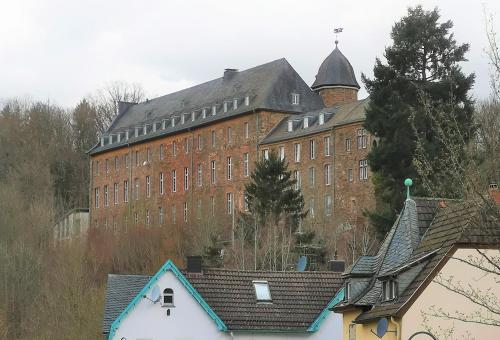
[363,6,475,236]
[245,151,306,270]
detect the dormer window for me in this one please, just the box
[319,113,325,125]
[233,98,238,110]
[143,125,147,135]
[162,120,167,130]
[291,93,300,105]
[212,105,217,116]
[303,117,309,128]
[191,112,196,122]
[181,114,186,124]
[202,108,207,119]
[253,280,272,302]
[382,280,397,301]
[288,120,294,132]
[345,282,351,301]
[223,101,229,113]
[245,96,250,106]
[162,288,174,307]
[171,117,176,127]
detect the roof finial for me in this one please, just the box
[334,27,343,47]
[404,178,413,199]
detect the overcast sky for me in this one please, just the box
[1,0,499,108]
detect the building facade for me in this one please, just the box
[53,208,89,244]
[89,44,374,259]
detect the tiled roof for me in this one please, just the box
[103,269,343,334]
[91,58,324,155]
[261,99,368,145]
[311,46,360,90]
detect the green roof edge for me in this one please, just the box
[307,287,345,332]
[107,259,228,340]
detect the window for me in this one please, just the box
[279,146,285,161]
[105,159,109,173]
[233,98,238,110]
[227,157,232,180]
[172,204,176,224]
[211,130,216,148]
[114,183,119,205]
[245,96,250,106]
[114,156,119,171]
[134,178,139,200]
[288,120,294,132]
[146,209,150,227]
[243,153,249,177]
[95,160,100,176]
[159,172,164,195]
[227,127,232,144]
[324,136,331,156]
[197,164,202,187]
[159,207,164,226]
[227,192,233,214]
[146,175,151,198]
[359,159,368,180]
[172,141,177,157]
[160,144,165,160]
[223,101,228,113]
[147,147,151,163]
[345,138,351,152]
[382,280,397,301]
[104,185,109,207]
[125,154,130,168]
[211,160,216,184]
[294,143,301,162]
[253,281,272,302]
[202,108,207,118]
[291,93,300,105]
[325,195,332,216]
[294,170,301,190]
[348,169,353,182]
[197,134,203,150]
[210,196,215,216]
[162,288,174,306]
[212,105,217,115]
[357,129,367,149]
[184,137,189,154]
[183,202,188,222]
[94,188,99,208]
[309,198,315,218]
[309,140,316,159]
[124,180,129,202]
[172,170,177,192]
[262,149,269,160]
[319,113,325,125]
[345,282,351,301]
[135,151,140,166]
[244,122,249,139]
[184,167,189,191]
[324,164,331,186]
[309,167,315,187]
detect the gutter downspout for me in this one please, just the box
[390,316,401,340]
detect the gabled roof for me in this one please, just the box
[91,58,324,155]
[311,45,360,90]
[103,266,344,335]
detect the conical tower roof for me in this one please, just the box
[312,44,360,90]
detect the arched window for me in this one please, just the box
[162,288,174,306]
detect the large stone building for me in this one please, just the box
[89,43,374,259]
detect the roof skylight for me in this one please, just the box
[253,280,272,302]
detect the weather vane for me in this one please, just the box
[334,27,343,46]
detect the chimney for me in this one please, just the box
[223,68,238,81]
[186,256,203,273]
[328,260,345,273]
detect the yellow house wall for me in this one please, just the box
[342,309,399,340]
[402,248,500,339]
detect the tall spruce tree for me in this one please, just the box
[363,6,475,236]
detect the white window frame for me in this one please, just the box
[309,167,315,187]
[294,143,301,163]
[134,178,139,200]
[279,146,285,161]
[309,139,316,160]
[211,160,216,184]
[184,167,189,191]
[227,157,232,180]
[124,180,129,202]
[324,164,331,186]
[197,164,203,187]
[114,183,119,205]
[95,188,99,208]
[244,122,249,139]
[227,192,233,215]
[243,153,249,177]
[324,136,331,156]
[172,170,177,192]
[325,195,332,216]
[294,170,301,190]
[104,185,109,207]
[291,93,300,105]
[146,175,151,198]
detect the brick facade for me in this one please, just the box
[318,87,358,107]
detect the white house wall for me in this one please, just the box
[113,270,343,340]
[402,248,500,339]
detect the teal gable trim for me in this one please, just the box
[108,260,228,340]
[307,288,345,332]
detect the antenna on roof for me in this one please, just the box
[143,285,161,303]
[404,178,413,199]
[333,27,343,46]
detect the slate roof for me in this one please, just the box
[91,58,324,155]
[261,98,368,145]
[311,45,360,90]
[103,269,343,334]
[334,198,500,323]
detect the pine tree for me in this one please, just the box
[363,6,475,236]
[245,151,306,270]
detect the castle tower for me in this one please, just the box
[311,42,360,108]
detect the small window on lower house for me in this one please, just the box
[382,280,397,301]
[345,282,351,301]
[253,281,272,302]
[162,288,174,306]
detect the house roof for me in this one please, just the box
[311,45,360,90]
[103,268,343,335]
[334,198,500,323]
[260,98,368,145]
[90,58,324,155]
